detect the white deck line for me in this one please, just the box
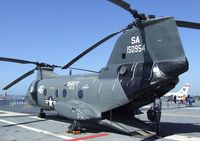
[162,113,200,118]
[0,110,74,140]
[0,119,73,140]
[164,134,200,141]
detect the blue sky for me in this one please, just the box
[0,0,200,96]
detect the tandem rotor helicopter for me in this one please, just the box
[1,0,200,134]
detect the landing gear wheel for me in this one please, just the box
[67,120,82,134]
[39,112,46,118]
[38,108,46,118]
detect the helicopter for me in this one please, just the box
[0,0,200,134]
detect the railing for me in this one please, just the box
[0,99,27,106]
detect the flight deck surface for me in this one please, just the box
[0,101,200,141]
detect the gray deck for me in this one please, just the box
[0,101,200,141]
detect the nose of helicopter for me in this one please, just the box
[26,84,38,106]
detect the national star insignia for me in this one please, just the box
[45,96,56,108]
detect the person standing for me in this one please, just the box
[173,95,177,104]
[153,97,162,138]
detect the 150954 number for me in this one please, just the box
[126,36,145,54]
[127,44,145,54]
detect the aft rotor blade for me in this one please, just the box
[3,69,35,90]
[0,57,37,65]
[62,31,122,69]
[69,67,99,73]
[108,0,131,13]
[176,20,200,29]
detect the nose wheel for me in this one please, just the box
[38,108,46,118]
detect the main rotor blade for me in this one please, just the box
[108,0,131,13]
[69,67,99,73]
[62,31,122,69]
[3,69,35,90]
[176,20,200,29]
[0,57,37,65]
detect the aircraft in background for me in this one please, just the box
[0,93,7,100]
[164,84,190,101]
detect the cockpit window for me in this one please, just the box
[28,85,34,93]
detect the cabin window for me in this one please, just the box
[63,89,67,98]
[55,89,59,97]
[78,90,83,99]
[43,88,47,96]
